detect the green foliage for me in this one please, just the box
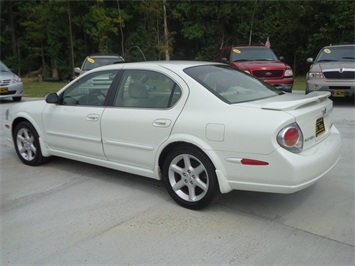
[1,0,354,78]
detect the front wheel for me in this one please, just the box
[14,121,49,166]
[162,146,219,210]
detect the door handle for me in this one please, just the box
[86,114,100,121]
[153,119,171,128]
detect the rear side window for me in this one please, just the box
[184,65,283,104]
[113,70,181,108]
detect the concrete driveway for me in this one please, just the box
[1,97,354,265]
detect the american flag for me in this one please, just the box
[265,37,271,48]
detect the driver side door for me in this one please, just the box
[42,70,118,159]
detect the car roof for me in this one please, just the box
[93,60,219,72]
[87,54,123,58]
[223,46,270,49]
[322,44,355,48]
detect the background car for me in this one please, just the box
[74,54,124,76]
[0,60,24,102]
[214,46,294,92]
[4,61,341,209]
[306,44,355,99]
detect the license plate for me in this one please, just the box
[316,117,325,137]
[0,87,8,94]
[332,90,345,97]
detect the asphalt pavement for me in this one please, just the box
[1,96,354,265]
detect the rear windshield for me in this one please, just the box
[184,65,283,104]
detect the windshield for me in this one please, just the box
[184,65,283,104]
[83,57,123,71]
[0,61,11,72]
[315,46,355,62]
[231,47,279,62]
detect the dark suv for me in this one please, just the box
[74,54,124,76]
[214,46,294,92]
[306,44,355,98]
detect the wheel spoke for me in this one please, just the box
[188,186,196,201]
[170,163,184,175]
[195,178,208,191]
[172,178,186,191]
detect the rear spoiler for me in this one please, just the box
[261,92,331,111]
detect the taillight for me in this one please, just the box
[277,123,303,153]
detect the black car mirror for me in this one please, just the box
[45,93,59,104]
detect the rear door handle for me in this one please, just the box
[153,119,171,128]
[86,114,100,122]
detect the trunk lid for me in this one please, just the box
[240,91,334,150]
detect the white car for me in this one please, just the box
[4,61,342,209]
[0,60,24,102]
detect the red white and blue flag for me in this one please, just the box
[265,37,271,48]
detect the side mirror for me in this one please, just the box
[74,67,81,74]
[220,57,229,64]
[306,58,314,63]
[45,93,59,104]
[279,56,285,61]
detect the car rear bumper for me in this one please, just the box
[215,125,342,194]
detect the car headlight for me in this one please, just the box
[284,69,293,77]
[243,70,251,74]
[12,77,22,83]
[307,72,324,79]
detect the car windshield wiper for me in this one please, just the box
[316,59,336,62]
[253,59,274,61]
[233,59,250,62]
[341,57,355,60]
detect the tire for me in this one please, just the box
[13,96,22,102]
[13,121,49,166]
[162,146,219,210]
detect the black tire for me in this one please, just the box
[162,146,219,210]
[12,96,22,102]
[13,121,49,166]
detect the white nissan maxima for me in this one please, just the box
[4,61,342,209]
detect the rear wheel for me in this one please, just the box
[163,146,219,209]
[14,121,49,166]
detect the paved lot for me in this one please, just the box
[1,96,354,265]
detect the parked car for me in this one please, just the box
[306,44,355,98]
[214,46,294,92]
[74,54,124,76]
[4,61,341,209]
[0,60,24,102]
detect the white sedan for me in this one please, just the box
[3,61,342,209]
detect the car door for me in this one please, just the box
[42,70,119,159]
[101,69,188,170]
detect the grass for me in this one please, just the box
[22,78,67,98]
[22,76,307,98]
[293,76,307,91]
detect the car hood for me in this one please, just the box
[232,61,288,70]
[0,71,18,80]
[238,91,330,111]
[310,61,355,72]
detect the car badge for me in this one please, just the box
[339,68,344,73]
[265,72,272,76]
